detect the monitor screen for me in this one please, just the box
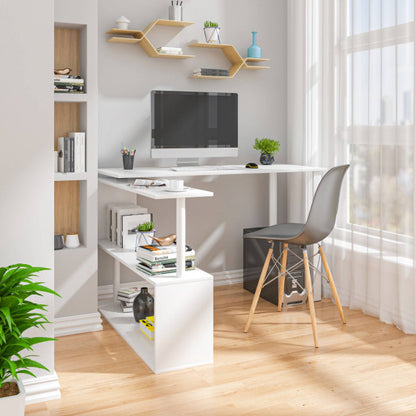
[151,90,238,158]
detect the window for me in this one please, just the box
[341,0,415,235]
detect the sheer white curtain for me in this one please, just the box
[288,0,416,332]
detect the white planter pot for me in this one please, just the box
[135,230,156,251]
[204,27,221,44]
[0,379,25,416]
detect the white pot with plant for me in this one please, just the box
[203,20,221,44]
[0,264,59,415]
[135,221,155,251]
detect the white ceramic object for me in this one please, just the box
[135,230,156,251]
[167,179,184,191]
[65,233,80,248]
[0,379,25,416]
[116,16,130,30]
[204,27,221,43]
[168,5,182,21]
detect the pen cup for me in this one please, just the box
[169,5,182,21]
[122,154,134,170]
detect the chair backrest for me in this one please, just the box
[300,165,349,245]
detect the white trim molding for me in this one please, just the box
[54,312,103,337]
[23,372,61,405]
[98,269,244,302]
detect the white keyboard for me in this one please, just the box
[171,165,242,172]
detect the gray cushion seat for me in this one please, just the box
[245,223,304,241]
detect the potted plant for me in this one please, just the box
[253,137,281,165]
[135,221,155,251]
[0,264,59,415]
[203,20,221,44]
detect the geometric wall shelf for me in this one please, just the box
[107,19,195,59]
[188,42,270,79]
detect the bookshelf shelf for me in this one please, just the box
[54,93,88,102]
[188,43,270,78]
[106,19,195,59]
[54,172,88,182]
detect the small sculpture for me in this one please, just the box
[150,234,176,246]
[116,16,130,30]
[54,67,72,75]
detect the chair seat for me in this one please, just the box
[244,223,305,241]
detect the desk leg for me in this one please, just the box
[269,172,278,226]
[176,198,186,277]
[311,171,322,301]
[114,258,120,302]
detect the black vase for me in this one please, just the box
[260,152,275,165]
[133,287,154,323]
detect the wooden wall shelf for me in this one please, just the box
[106,19,195,59]
[188,43,270,79]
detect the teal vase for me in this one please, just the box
[247,31,262,59]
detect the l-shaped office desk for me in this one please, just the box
[98,164,325,373]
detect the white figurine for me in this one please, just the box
[116,16,130,30]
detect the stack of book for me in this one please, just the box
[54,75,85,93]
[139,315,155,340]
[193,68,230,77]
[136,244,195,276]
[57,132,86,173]
[156,46,183,55]
[117,287,141,313]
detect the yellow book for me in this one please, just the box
[139,316,155,340]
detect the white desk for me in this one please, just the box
[98,164,325,226]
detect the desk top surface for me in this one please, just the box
[98,164,326,179]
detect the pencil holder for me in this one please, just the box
[169,5,182,21]
[123,154,134,170]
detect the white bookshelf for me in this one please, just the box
[54,0,101,336]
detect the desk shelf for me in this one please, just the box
[98,240,213,373]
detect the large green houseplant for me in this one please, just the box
[0,264,58,413]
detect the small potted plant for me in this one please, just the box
[0,264,59,415]
[135,221,155,251]
[253,137,281,165]
[203,20,221,44]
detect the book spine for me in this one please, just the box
[69,137,75,172]
[57,137,65,173]
[63,137,70,172]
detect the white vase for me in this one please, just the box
[0,379,25,416]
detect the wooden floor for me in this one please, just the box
[27,284,416,416]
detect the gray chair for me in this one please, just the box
[244,165,350,347]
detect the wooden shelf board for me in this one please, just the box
[107,37,141,44]
[245,57,270,62]
[106,28,144,38]
[155,53,195,59]
[154,19,194,27]
[190,75,232,79]
[243,65,271,70]
[188,42,234,49]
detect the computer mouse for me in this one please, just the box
[245,162,258,169]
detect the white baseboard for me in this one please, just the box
[23,372,61,405]
[98,269,243,302]
[54,312,103,337]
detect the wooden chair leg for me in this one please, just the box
[319,245,346,324]
[277,243,288,311]
[244,246,274,333]
[303,248,318,348]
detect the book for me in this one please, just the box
[193,68,229,76]
[117,288,140,299]
[121,213,153,249]
[120,300,133,313]
[139,255,195,267]
[69,132,86,173]
[138,259,194,273]
[57,137,65,173]
[137,262,195,276]
[54,77,84,84]
[69,137,74,172]
[136,244,195,262]
[64,137,70,172]
[139,316,155,340]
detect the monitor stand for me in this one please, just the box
[176,158,200,167]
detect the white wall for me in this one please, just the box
[0,0,55,389]
[98,0,287,284]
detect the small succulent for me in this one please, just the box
[253,138,281,156]
[137,221,154,232]
[204,20,219,28]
